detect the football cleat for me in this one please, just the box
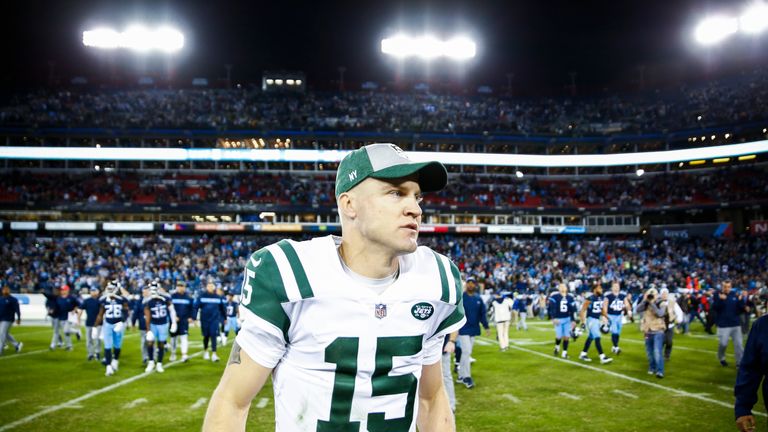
[578,353,592,362]
[212,353,220,362]
[561,351,569,359]
[181,355,189,363]
[462,377,475,389]
[111,359,119,371]
[105,365,114,376]
[169,353,177,362]
[15,342,22,353]
[553,346,560,356]
[600,356,613,364]
[203,351,210,361]
[155,363,165,373]
[145,360,155,373]
[614,347,621,355]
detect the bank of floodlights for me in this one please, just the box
[694,3,768,45]
[83,25,184,53]
[381,34,476,60]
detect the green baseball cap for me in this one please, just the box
[335,143,448,197]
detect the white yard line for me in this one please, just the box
[255,398,270,409]
[189,398,208,410]
[558,392,581,401]
[501,394,520,403]
[622,338,734,357]
[0,349,48,361]
[122,398,148,409]
[477,337,767,419]
[612,389,638,399]
[717,385,733,392]
[0,400,19,408]
[39,405,82,409]
[0,351,204,431]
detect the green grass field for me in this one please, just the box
[0,320,762,431]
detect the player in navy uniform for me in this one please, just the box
[603,281,632,355]
[548,283,577,359]
[0,285,22,355]
[52,285,80,351]
[144,281,178,373]
[579,283,613,364]
[194,282,226,362]
[81,287,102,361]
[169,280,194,362]
[222,291,240,347]
[95,280,130,376]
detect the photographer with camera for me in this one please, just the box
[637,287,674,378]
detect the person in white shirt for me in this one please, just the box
[492,293,514,351]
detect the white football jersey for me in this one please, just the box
[236,235,466,431]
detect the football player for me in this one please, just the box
[51,285,80,351]
[95,280,129,376]
[204,143,464,431]
[81,287,102,361]
[222,291,240,347]
[169,280,194,362]
[548,283,577,359]
[579,283,613,364]
[603,281,632,355]
[194,282,226,361]
[144,280,177,373]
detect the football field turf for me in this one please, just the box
[0,321,762,431]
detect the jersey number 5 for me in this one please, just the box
[317,335,423,431]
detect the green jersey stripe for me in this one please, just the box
[277,240,315,299]
[448,262,463,306]
[242,249,290,341]
[432,251,451,304]
[431,297,466,338]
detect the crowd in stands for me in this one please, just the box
[1,165,766,210]
[2,234,766,300]
[2,69,768,135]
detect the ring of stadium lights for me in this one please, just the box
[1,140,767,166]
[694,4,768,45]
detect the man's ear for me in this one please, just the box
[338,192,357,220]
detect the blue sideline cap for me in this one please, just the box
[335,143,448,197]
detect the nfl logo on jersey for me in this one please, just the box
[374,303,387,319]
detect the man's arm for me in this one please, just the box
[416,360,455,432]
[579,299,590,322]
[734,318,765,431]
[203,341,273,432]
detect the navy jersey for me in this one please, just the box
[81,297,101,327]
[194,292,226,323]
[548,293,577,319]
[604,292,628,316]
[55,296,79,320]
[131,297,147,330]
[585,293,605,319]
[225,300,238,318]
[171,292,194,321]
[100,295,128,325]
[0,295,20,322]
[144,295,172,325]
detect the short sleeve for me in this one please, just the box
[235,248,291,369]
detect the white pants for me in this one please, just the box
[86,325,101,357]
[51,318,72,348]
[0,321,18,354]
[441,352,456,411]
[496,321,510,349]
[517,312,528,330]
[457,335,474,379]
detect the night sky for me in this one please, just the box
[1,0,765,94]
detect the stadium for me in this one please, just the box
[0,1,767,431]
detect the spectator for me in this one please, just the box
[714,280,746,367]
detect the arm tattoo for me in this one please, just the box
[228,341,242,365]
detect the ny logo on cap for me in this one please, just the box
[348,170,357,181]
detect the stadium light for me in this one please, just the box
[381,34,476,60]
[740,3,768,34]
[636,169,645,177]
[515,170,524,178]
[694,16,739,45]
[83,25,184,53]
